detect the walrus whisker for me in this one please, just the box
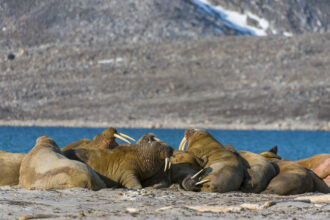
[119,133,136,142]
[195,179,210,186]
[179,137,187,151]
[191,168,205,180]
[114,134,131,144]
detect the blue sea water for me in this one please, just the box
[0,126,329,161]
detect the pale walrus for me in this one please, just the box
[62,127,135,151]
[63,141,173,189]
[259,147,330,195]
[0,151,25,186]
[19,136,106,190]
[137,133,205,188]
[179,129,244,193]
[261,146,330,187]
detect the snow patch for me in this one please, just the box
[192,0,270,36]
[98,57,123,64]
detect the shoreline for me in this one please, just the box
[0,120,329,131]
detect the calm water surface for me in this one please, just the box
[0,126,329,160]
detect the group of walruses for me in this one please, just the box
[1,127,329,195]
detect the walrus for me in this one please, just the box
[137,133,205,188]
[261,146,330,187]
[259,147,330,195]
[237,150,278,193]
[19,136,106,190]
[62,127,135,150]
[219,144,278,193]
[179,129,244,193]
[0,151,25,186]
[63,141,173,189]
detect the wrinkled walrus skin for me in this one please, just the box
[0,151,25,186]
[62,127,135,151]
[259,149,330,195]
[19,136,106,190]
[237,150,278,193]
[179,129,244,193]
[63,142,173,189]
[137,133,204,188]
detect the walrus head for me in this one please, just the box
[137,141,174,173]
[36,136,61,153]
[137,133,165,145]
[259,145,282,162]
[179,129,223,151]
[93,127,136,149]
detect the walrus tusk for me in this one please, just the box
[154,137,162,142]
[168,161,172,169]
[114,134,131,144]
[191,168,205,180]
[179,137,187,151]
[195,179,210,186]
[164,157,169,172]
[119,133,136,142]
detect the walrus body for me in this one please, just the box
[19,136,106,190]
[63,142,173,189]
[260,148,330,195]
[62,127,135,151]
[261,146,330,188]
[179,129,244,193]
[0,151,25,186]
[238,150,278,193]
[62,139,91,150]
[296,154,330,187]
[262,160,330,195]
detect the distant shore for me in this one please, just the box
[0,119,329,131]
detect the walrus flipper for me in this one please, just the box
[182,168,209,191]
[121,173,143,189]
[308,170,330,193]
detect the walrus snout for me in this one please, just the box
[150,142,173,172]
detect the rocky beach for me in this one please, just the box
[0,186,329,220]
[0,0,329,219]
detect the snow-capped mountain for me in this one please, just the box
[190,0,329,36]
[0,0,329,47]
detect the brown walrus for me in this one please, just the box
[261,146,330,187]
[19,136,106,190]
[62,127,135,150]
[221,144,278,193]
[259,147,330,195]
[63,141,173,189]
[0,151,25,186]
[237,150,278,193]
[137,133,205,188]
[179,129,244,193]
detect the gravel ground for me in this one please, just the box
[0,186,329,220]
